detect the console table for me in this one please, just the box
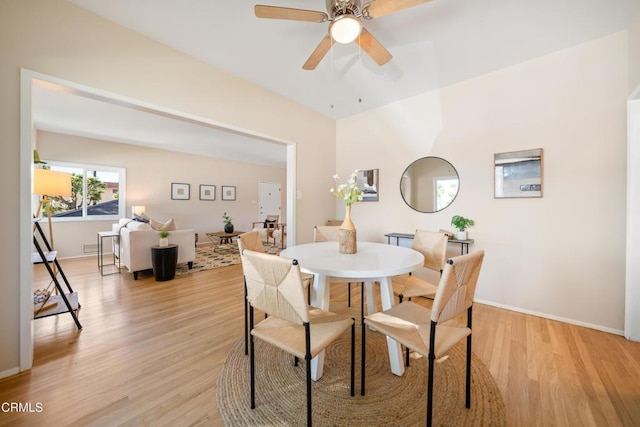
[385,232,474,255]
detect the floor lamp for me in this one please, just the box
[33,168,72,251]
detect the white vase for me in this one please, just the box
[159,238,169,247]
[456,231,467,241]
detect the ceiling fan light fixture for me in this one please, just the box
[330,15,361,44]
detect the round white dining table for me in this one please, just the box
[280,241,424,380]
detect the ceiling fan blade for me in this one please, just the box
[363,0,432,19]
[303,34,334,70]
[255,5,328,22]
[355,27,392,66]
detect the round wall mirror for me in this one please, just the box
[400,157,459,213]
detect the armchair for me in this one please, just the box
[251,215,280,245]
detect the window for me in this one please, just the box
[39,161,126,221]
[434,176,459,212]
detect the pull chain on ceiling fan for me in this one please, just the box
[254,0,433,70]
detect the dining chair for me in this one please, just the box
[392,230,448,303]
[362,250,485,427]
[238,231,311,355]
[237,231,265,355]
[241,249,355,427]
[314,225,358,307]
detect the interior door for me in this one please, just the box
[258,182,281,222]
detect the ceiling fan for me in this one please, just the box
[255,0,432,70]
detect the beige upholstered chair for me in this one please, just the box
[241,249,355,426]
[392,230,448,302]
[362,251,485,427]
[314,226,359,307]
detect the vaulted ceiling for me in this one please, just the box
[33,0,632,166]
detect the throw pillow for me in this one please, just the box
[150,219,163,231]
[126,221,152,231]
[160,218,177,231]
[264,219,277,229]
[115,218,133,234]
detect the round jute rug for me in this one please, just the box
[216,327,505,426]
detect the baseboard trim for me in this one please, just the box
[0,366,20,380]
[474,298,625,336]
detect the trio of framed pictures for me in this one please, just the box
[171,183,236,201]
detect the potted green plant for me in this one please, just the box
[158,230,169,247]
[222,212,234,233]
[451,215,475,240]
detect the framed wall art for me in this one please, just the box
[221,185,236,201]
[199,184,216,201]
[171,182,190,200]
[356,169,379,202]
[494,148,543,198]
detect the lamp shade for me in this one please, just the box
[33,169,72,197]
[330,15,362,44]
[132,205,146,216]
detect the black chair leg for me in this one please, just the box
[406,346,410,366]
[361,325,366,395]
[249,308,256,409]
[350,321,355,397]
[466,334,472,408]
[427,352,435,427]
[244,279,248,355]
[306,354,312,426]
[466,307,473,408]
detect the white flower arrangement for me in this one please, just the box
[330,170,364,207]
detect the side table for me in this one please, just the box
[151,244,178,281]
[98,230,120,276]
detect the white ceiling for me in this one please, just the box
[33,0,632,166]
[32,82,288,167]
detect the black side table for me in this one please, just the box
[151,244,178,281]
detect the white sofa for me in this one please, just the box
[112,218,196,279]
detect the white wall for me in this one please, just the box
[37,131,286,258]
[630,1,640,92]
[626,1,640,341]
[337,32,629,333]
[1,0,336,376]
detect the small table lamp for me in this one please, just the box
[34,168,72,250]
[132,205,146,217]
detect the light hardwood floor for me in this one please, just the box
[1,256,640,426]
